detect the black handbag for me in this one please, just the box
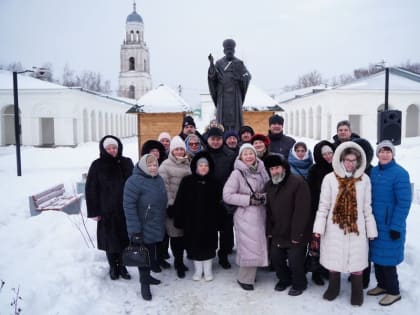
[122,235,151,268]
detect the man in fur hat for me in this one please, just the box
[264,155,312,296]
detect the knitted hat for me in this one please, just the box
[321,145,333,155]
[182,116,196,128]
[103,137,118,149]
[251,134,270,147]
[170,136,186,152]
[224,129,239,141]
[238,143,257,158]
[207,127,224,138]
[269,114,284,126]
[376,140,395,157]
[239,125,255,137]
[158,132,171,142]
[196,157,209,166]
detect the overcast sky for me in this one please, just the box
[1,0,419,105]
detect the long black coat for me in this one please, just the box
[306,140,334,219]
[86,135,134,253]
[173,152,224,260]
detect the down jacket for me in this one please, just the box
[123,155,167,244]
[370,159,411,266]
[223,158,270,267]
[313,142,378,273]
[158,150,191,237]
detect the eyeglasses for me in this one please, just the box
[344,158,357,163]
[189,142,199,146]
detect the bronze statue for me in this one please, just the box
[208,39,251,131]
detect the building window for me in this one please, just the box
[130,30,134,42]
[129,57,135,70]
[144,59,147,72]
[136,30,140,42]
[129,85,135,99]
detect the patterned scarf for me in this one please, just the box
[332,174,362,235]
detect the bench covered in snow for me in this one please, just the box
[29,184,82,216]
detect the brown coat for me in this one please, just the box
[265,173,312,247]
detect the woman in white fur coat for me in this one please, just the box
[313,141,377,306]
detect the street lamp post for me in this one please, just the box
[12,68,47,176]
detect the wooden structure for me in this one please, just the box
[243,111,278,134]
[136,112,187,158]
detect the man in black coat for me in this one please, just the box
[267,115,295,159]
[205,127,236,269]
[332,120,360,148]
[265,155,312,296]
[86,135,134,280]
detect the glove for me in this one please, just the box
[131,233,144,245]
[250,194,264,206]
[390,230,400,240]
[166,205,175,218]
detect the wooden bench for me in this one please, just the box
[29,184,82,216]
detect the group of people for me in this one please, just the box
[85,115,411,306]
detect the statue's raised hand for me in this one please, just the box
[208,53,214,65]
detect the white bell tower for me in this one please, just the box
[118,1,152,99]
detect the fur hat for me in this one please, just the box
[263,154,290,177]
[182,116,196,128]
[170,136,186,152]
[158,132,171,142]
[239,125,255,137]
[269,114,284,126]
[251,134,270,147]
[103,137,118,149]
[376,140,395,157]
[238,143,257,158]
[207,127,224,138]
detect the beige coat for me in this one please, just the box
[158,153,191,237]
[313,141,378,273]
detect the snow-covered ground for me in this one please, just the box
[0,136,418,315]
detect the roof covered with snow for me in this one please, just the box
[276,84,330,103]
[337,68,420,91]
[136,84,191,113]
[0,70,67,90]
[242,84,283,111]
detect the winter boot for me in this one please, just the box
[118,265,131,280]
[218,254,231,269]
[192,261,203,281]
[139,269,152,301]
[116,254,131,280]
[350,274,363,306]
[147,274,161,285]
[312,272,325,286]
[323,272,340,301]
[106,252,119,280]
[379,294,401,306]
[203,259,214,281]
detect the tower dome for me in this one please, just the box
[126,2,143,23]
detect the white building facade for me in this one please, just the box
[118,2,152,100]
[279,69,420,142]
[0,71,137,147]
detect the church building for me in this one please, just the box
[118,2,152,100]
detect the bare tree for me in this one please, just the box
[296,70,323,88]
[31,62,54,82]
[61,65,111,93]
[400,60,420,74]
[0,62,24,72]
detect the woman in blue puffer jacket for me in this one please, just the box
[368,140,411,306]
[123,154,167,301]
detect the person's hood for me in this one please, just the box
[190,151,214,177]
[332,141,366,178]
[99,135,123,159]
[140,140,166,165]
[313,140,335,166]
